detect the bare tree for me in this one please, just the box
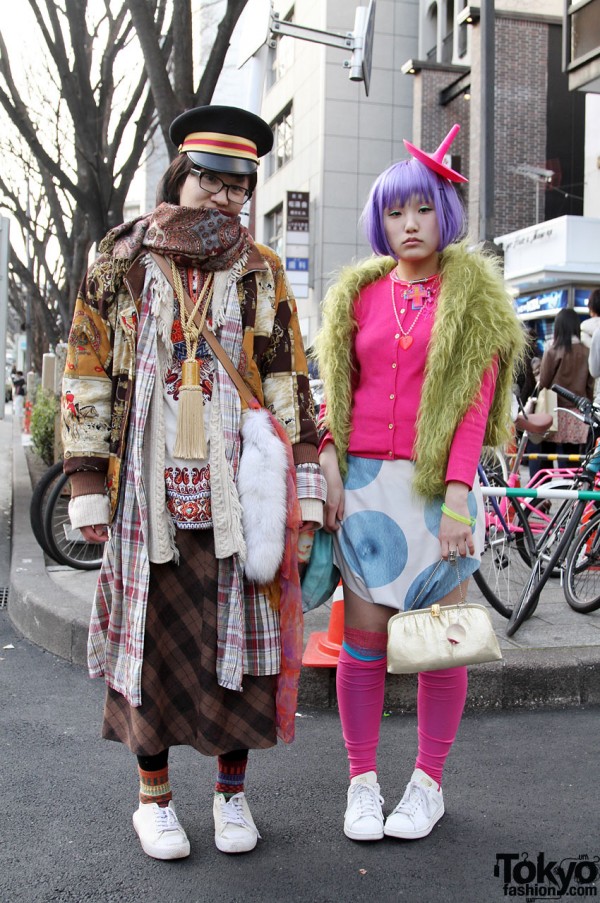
[127,0,249,155]
[0,0,248,370]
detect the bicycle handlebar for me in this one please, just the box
[551,384,600,427]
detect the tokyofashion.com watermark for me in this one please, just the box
[494,852,599,898]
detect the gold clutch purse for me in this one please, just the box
[387,559,502,674]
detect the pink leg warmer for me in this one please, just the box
[336,628,388,780]
[415,666,468,786]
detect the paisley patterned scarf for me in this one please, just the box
[99,203,253,272]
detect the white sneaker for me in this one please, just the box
[132,801,191,860]
[384,768,444,840]
[343,771,384,841]
[213,792,261,853]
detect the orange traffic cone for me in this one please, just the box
[302,584,344,667]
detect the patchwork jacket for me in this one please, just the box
[62,243,320,519]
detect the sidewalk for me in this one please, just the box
[7,412,600,712]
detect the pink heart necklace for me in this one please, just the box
[390,272,438,350]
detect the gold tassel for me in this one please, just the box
[173,359,208,459]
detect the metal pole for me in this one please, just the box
[479,0,495,242]
[481,486,600,501]
[0,218,9,421]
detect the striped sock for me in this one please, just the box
[215,749,249,799]
[342,626,388,661]
[138,765,172,808]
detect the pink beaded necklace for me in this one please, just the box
[389,272,439,350]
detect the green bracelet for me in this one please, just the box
[441,503,476,527]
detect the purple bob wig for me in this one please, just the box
[361,158,466,258]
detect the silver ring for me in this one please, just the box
[448,550,458,562]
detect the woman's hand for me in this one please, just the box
[439,481,475,559]
[80,524,110,543]
[319,443,344,532]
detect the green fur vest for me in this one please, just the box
[313,241,526,501]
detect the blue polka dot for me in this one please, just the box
[345,455,383,490]
[339,511,407,588]
[424,491,478,537]
[405,556,480,610]
[424,499,443,537]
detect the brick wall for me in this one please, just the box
[414,69,471,227]
[493,16,548,235]
[413,15,550,242]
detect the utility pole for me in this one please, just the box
[0,217,10,420]
[479,0,495,243]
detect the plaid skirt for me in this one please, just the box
[102,529,277,756]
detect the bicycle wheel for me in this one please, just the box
[523,479,576,577]
[564,510,600,613]
[507,498,587,636]
[473,474,535,619]
[43,472,104,570]
[29,461,65,562]
[480,446,508,483]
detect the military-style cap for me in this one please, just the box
[169,105,274,175]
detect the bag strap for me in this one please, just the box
[149,251,260,410]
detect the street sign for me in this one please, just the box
[237,0,273,69]
[349,0,376,96]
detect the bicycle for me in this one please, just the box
[30,463,104,570]
[474,390,593,619]
[473,404,554,619]
[505,385,600,636]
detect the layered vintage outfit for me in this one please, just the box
[61,101,327,859]
[63,202,324,750]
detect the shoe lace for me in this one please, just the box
[220,795,261,839]
[153,806,181,833]
[395,781,432,818]
[351,782,384,818]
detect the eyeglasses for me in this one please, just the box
[190,168,251,205]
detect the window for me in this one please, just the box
[268,105,293,176]
[267,6,295,88]
[265,204,284,258]
[570,0,600,65]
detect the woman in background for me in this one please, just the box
[538,307,593,456]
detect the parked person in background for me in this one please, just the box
[314,126,524,843]
[516,325,538,408]
[580,288,600,350]
[538,307,593,457]
[61,105,325,862]
[11,370,25,419]
[586,289,600,406]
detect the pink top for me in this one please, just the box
[322,272,497,489]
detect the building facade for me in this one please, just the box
[401,0,587,242]
[254,0,419,344]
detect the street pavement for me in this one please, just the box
[1,606,599,903]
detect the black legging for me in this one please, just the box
[136,748,249,771]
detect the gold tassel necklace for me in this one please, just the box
[170,260,214,460]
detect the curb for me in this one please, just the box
[296,643,600,711]
[8,421,600,712]
[8,425,89,665]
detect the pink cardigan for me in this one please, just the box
[320,275,497,489]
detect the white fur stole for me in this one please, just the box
[237,408,288,583]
